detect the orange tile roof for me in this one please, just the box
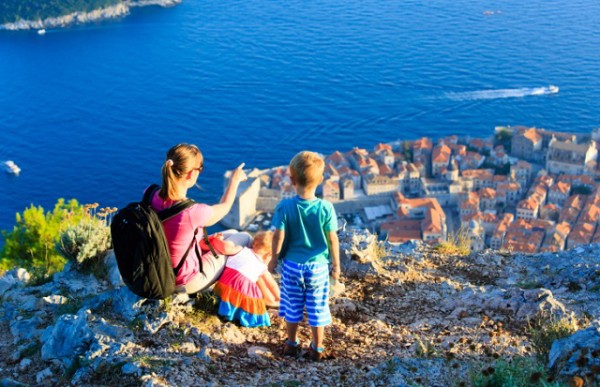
[481,212,498,223]
[579,204,600,224]
[551,181,571,195]
[569,222,595,244]
[522,128,542,143]
[432,144,451,163]
[518,197,539,210]
[413,137,433,151]
[480,188,496,199]
[462,169,493,180]
[327,151,347,166]
[497,182,520,192]
[378,162,393,175]
[374,143,393,153]
[381,219,422,243]
[564,194,585,210]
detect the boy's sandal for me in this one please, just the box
[282,339,301,357]
[306,342,335,361]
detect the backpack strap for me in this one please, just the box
[174,228,202,275]
[143,185,201,276]
[202,228,220,259]
[143,184,196,221]
[142,184,160,206]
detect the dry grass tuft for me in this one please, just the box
[434,227,471,257]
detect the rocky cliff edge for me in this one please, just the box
[1,229,599,386]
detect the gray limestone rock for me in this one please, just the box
[548,321,600,382]
[340,229,382,278]
[41,310,93,366]
[140,311,171,335]
[248,346,272,358]
[42,295,69,306]
[0,377,29,387]
[53,266,100,297]
[516,288,567,321]
[9,316,45,344]
[122,361,143,376]
[70,366,93,385]
[220,322,246,345]
[103,250,124,288]
[35,367,53,384]
[17,359,31,372]
[0,269,30,297]
[196,348,211,363]
[110,287,145,321]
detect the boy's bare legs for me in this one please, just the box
[311,325,324,349]
[286,321,299,343]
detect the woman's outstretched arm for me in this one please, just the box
[205,163,247,226]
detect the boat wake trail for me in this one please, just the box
[446,85,559,101]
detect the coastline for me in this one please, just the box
[0,0,181,31]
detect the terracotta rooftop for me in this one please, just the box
[569,222,596,244]
[521,128,542,143]
[480,188,496,199]
[413,137,433,152]
[551,181,571,195]
[432,144,451,163]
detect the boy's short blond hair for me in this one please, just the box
[252,231,273,257]
[289,151,325,188]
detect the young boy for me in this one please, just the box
[268,151,340,361]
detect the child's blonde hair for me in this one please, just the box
[252,231,273,258]
[160,143,203,200]
[289,151,325,188]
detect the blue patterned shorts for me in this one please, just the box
[279,260,331,327]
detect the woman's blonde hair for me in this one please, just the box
[252,231,273,258]
[160,143,203,200]
[289,151,325,188]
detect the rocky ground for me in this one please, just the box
[1,230,600,386]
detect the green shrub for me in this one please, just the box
[529,315,580,361]
[58,213,111,273]
[471,357,563,387]
[0,199,88,279]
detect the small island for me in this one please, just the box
[0,0,181,31]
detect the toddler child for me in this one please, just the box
[268,150,340,361]
[212,231,280,327]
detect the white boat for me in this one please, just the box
[4,160,21,176]
[548,85,559,94]
[37,29,46,35]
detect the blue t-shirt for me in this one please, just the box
[271,196,338,264]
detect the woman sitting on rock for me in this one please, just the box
[148,143,247,294]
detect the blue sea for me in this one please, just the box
[1,0,600,233]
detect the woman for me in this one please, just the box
[148,143,247,294]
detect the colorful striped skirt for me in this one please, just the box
[213,267,271,327]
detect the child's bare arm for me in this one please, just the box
[257,272,280,306]
[269,229,285,273]
[328,230,340,281]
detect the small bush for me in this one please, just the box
[471,357,562,387]
[58,213,111,274]
[415,338,437,358]
[529,315,580,361]
[0,199,88,280]
[435,226,470,256]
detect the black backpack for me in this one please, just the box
[110,184,200,299]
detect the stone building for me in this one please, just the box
[511,128,543,161]
[546,139,598,175]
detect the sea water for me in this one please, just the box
[1,0,600,233]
